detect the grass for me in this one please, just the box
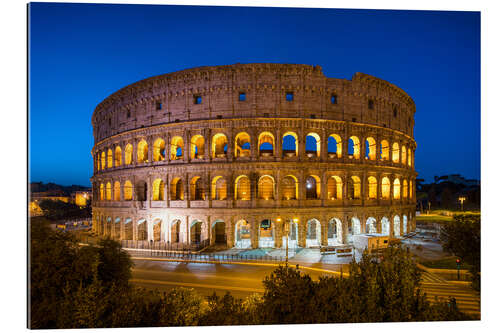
[420,257,472,270]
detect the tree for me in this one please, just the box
[38,199,90,220]
[440,213,480,290]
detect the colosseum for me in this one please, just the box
[90,63,417,251]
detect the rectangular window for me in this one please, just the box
[331,94,337,104]
[239,92,246,101]
[194,95,202,104]
[368,100,374,110]
[310,114,316,119]
[286,92,294,102]
[352,117,356,122]
[156,102,162,110]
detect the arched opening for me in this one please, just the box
[282,175,298,200]
[135,181,147,201]
[327,176,343,200]
[401,145,407,165]
[170,178,184,201]
[305,175,321,199]
[100,151,106,170]
[113,218,121,239]
[408,148,412,167]
[170,136,184,160]
[234,220,251,249]
[152,179,164,201]
[381,177,390,199]
[107,149,113,168]
[113,181,120,201]
[305,132,320,157]
[137,219,147,241]
[403,179,408,199]
[212,220,226,244]
[258,175,275,200]
[348,176,361,199]
[348,136,360,159]
[106,182,111,201]
[153,219,162,241]
[352,217,361,236]
[124,218,133,240]
[235,175,250,200]
[381,217,390,235]
[403,215,408,235]
[366,217,377,234]
[106,217,112,236]
[380,140,389,161]
[211,176,227,200]
[171,220,181,243]
[258,219,274,248]
[365,137,376,160]
[100,183,104,201]
[124,180,133,200]
[190,176,205,200]
[258,132,274,157]
[190,221,202,244]
[114,146,122,167]
[328,218,342,245]
[327,134,342,158]
[393,178,401,199]
[234,132,251,157]
[394,215,401,237]
[153,138,166,161]
[392,142,400,163]
[282,132,298,157]
[368,176,377,199]
[125,144,133,165]
[212,133,228,158]
[190,135,205,159]
[137,140,148,163]
[306,219,321,248]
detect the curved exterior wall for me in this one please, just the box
[91,63,417,249]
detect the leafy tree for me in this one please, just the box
[440,214,480,290]
[199,292,247,325]
[38,199,90,220]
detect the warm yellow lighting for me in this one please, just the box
[293,218,298,222]
[277,218,281,222]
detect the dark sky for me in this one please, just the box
[28,3,480,186]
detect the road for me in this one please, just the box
[130,259,336,299]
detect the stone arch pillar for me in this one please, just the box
[250,217,258,249]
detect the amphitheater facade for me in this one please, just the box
[91,63,417,250]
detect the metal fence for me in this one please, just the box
[120,239,210,252]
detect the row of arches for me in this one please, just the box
[93,214,413,248]
[95,131,414,171]
[97,174,414,202]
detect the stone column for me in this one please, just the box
[183,130,189,162]
[250,128,258,161]
[226,129,233,162]
[275,128,282,161]
[251,219,258,249]
[275,220,283,248]
[321,219,328,246]
[226,217,235,248]
[298,219,306,248]
[320,129,327,162]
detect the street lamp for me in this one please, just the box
[458,196,466,211]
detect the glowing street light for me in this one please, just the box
[458,196,466,211]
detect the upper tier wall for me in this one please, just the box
[92,63,416,143]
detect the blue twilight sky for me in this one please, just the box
[28,2,480,187]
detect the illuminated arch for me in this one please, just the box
[107,149,113,168]
[306,218,321,248]
[366,217,377,234]
[327,134,342,158]
[114,146,122,167]
[100,183,104,200]
[381,217,390,235]
[190,135,205,159]
[327,176,343,200]
[258,175,275,200]
[403,215,408,235]
[106,182,111,201]
[234,220,251,249]
[153,138,166,161]
[403,179,408,199]
[101,151,106,169]
[235,175,250,200]
[394,215,401,237]
[368,176,377,199]
[137,139,148,163]
[365,137,376,160]
[328,218,342,245]
[211,176,227,200]
[124,180,133,200]
[170,177,184,200]
[258,132,275,156]
[170,136,184,160]
[408,148,412,167]
[152,178,165,201]
[137,219,147,241]
[282,175,298,200]
[234,132,251,157]
[190,176,205,200]
[282,132,298,157]
[125,144,133,165]
[348,136,360,159]
[305,175,321,199]
[305,132,321,157]
[348,176,361,199]
[212,133,228,158]
[113,181,120,201]
[380,140,389,161]
[152,218,162,241]
[401,145,407,165]
[392,142,400,163]
[381,177,390,199]
[393,178,401,199]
